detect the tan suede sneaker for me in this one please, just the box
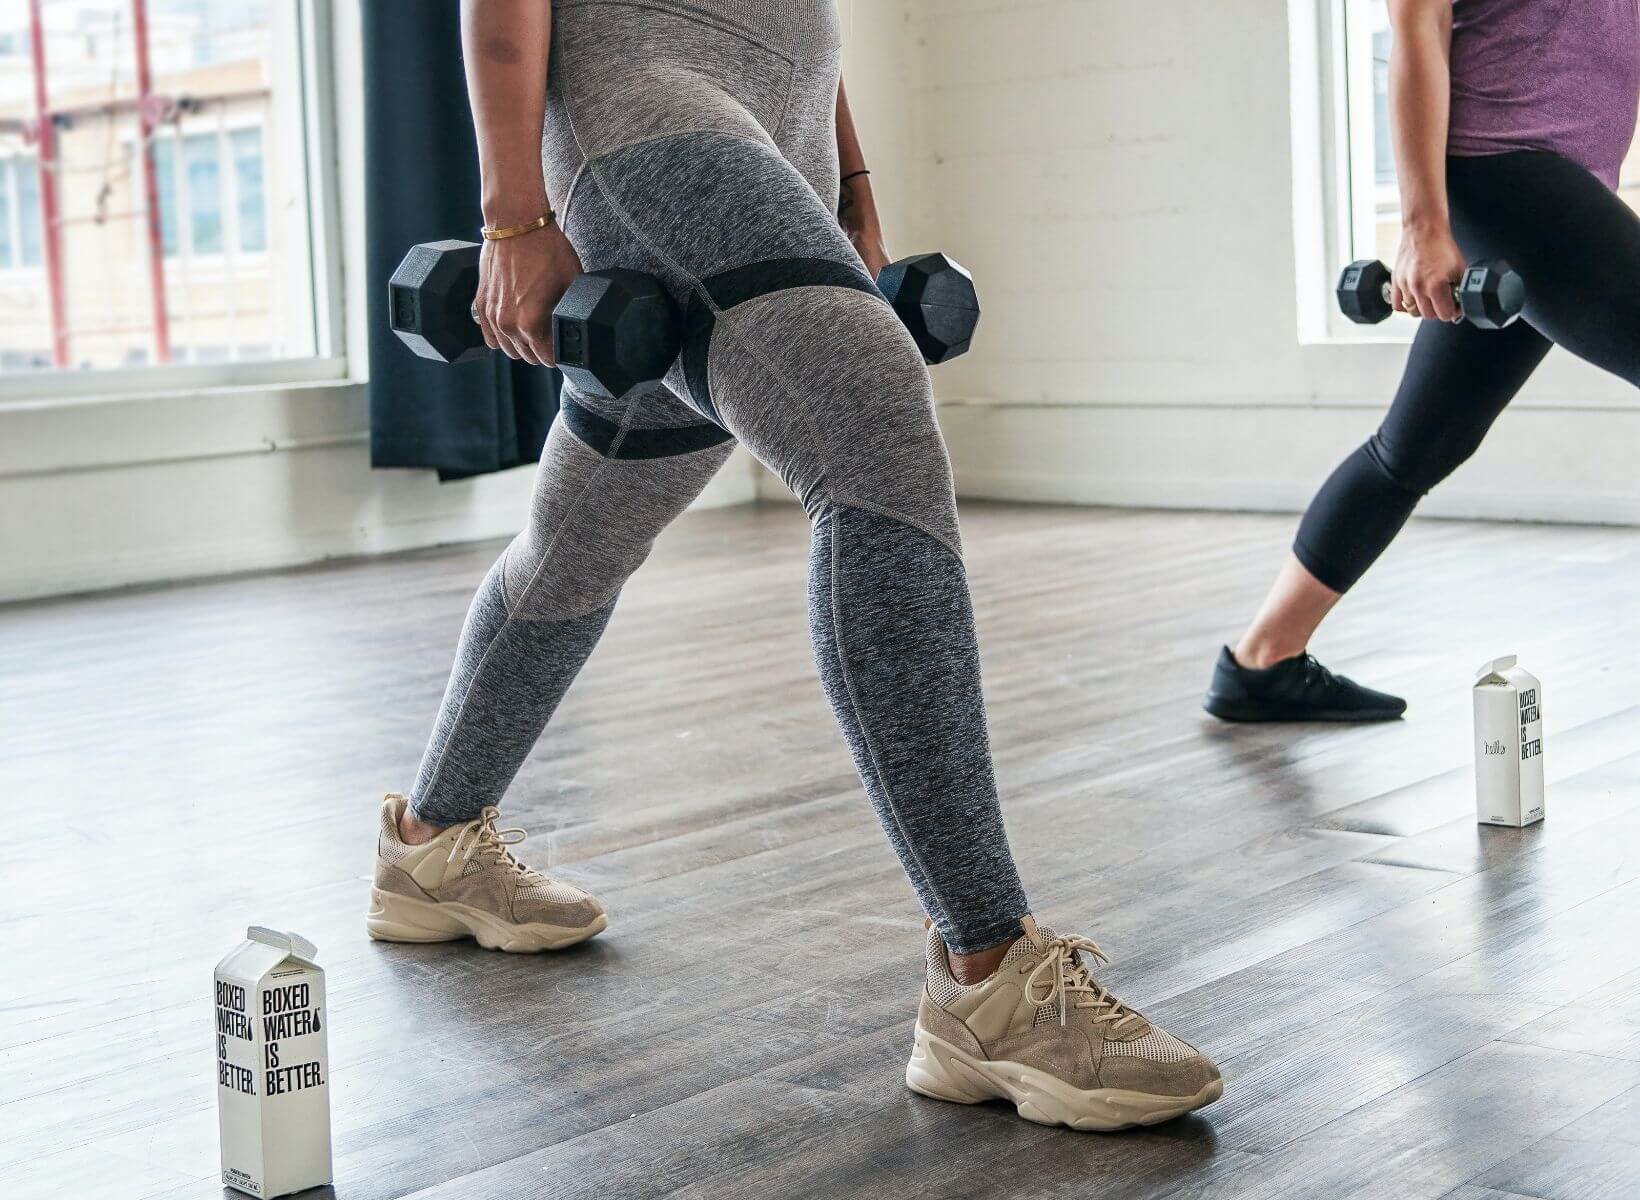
[366,794,606,952]
[907,916,1221,1130]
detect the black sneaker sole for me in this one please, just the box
[1202,695,1405,723]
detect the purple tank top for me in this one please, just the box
[1448,0,1640,188]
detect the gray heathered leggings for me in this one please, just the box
[408,0,1028,954]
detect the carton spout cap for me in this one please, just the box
[246,926,319,963]
[1475,654,1518,683]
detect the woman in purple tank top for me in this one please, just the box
[1204,0,1640,723]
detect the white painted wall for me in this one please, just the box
[824,0,1640,523]
[0,381,753,602]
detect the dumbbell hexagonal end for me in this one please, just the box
[878,252,981,364]
[388,240,486,364]
[553,269,682,399]
[1457,258,1525,330]
[1336,259,1393,325]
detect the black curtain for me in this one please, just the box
[361,0,558,481]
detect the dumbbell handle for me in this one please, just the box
[1368,273,1497,314]
[1370,277,1465,310]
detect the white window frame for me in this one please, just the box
[0,0,346,405]
[1289,0,1419,344]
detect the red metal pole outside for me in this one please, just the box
[131,0,171,363]
[27,0,70,368]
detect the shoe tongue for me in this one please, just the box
[1020,916,1057,949]
[1018,914,1056,950]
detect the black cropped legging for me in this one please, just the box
[1295,151,1640,593]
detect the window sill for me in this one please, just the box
[0,373,366,481]
[0,356,349,407]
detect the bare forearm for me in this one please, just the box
[1387,0,1453,231]
[835,79,881,234]
[836,79,869,177]
[460,0,551,226]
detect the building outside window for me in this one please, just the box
[146,124,266,259]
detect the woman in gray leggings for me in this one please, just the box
[366,0,1220,1130]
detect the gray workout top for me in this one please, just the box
[1447,0,1640,188]
[553,0,836,49]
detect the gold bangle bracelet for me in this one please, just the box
[481,213,554,241]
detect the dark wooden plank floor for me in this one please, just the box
[4,500,1640,1200]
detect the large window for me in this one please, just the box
[0,0,340,388]
[1304,0,1640,339]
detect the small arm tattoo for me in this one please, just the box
[837,170,869,222]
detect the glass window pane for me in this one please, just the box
[16,156,42,268]
[184,133,222,255]
[232,127,265,253]
[1371,28,1394,186]
[153,137,179,257]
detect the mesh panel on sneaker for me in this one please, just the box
[925,926,963,1004]
[516,880,588,904]
[1104,1026,1198,1063]
[461,859,483,877]
[379,803,414,865]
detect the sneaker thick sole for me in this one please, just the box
[905,1025,1221,1132]
[1202,693,1404,723]
[365,887,606,952]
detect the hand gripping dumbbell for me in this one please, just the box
[388,239,982,397]
[1336,257,1525,329]
[387,239,681,397]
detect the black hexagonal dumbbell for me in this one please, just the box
[388,239,682,398]
[388,239,486,364]
[1336,257,1525,330]
[550,269,682,399]
[876,252,980,363]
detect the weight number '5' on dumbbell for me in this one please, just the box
[389,239,980,398]
[1336,257,1525,329]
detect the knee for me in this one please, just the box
[503,407,734,620]
[817,296,959,544]
[1366,428,1479,496]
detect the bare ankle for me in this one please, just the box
[397,807,450,846]
[1232,555,1340,670]
[948,935,1019,986]
[1232,637,1303,671]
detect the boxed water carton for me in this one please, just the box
[1473,656,1545,828]
[215,927,333,1198]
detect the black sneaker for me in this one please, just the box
[1202,646,1406,723]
